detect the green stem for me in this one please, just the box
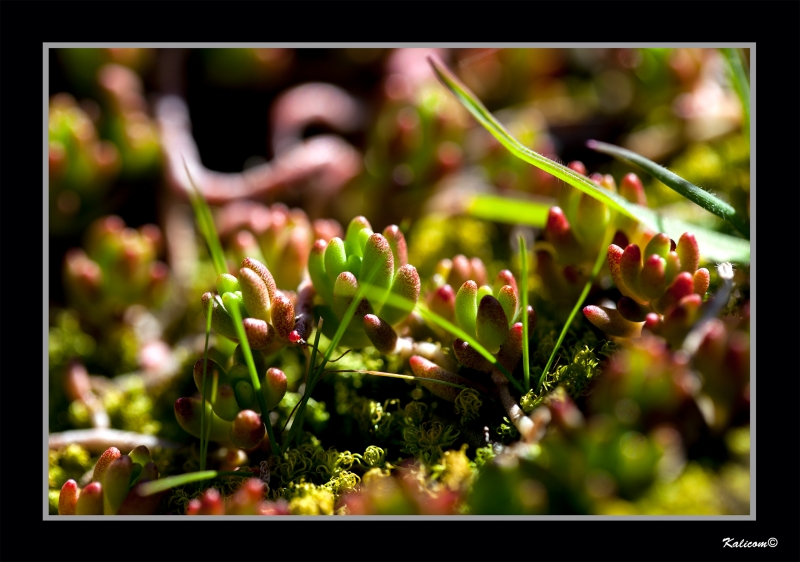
[519,235,531,393]
[227,299,281,456]
[537,222,615,392]
[199,298,214,472]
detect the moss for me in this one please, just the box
[282,480,335,515]
[454,388,482,424]
[401,420,460,465]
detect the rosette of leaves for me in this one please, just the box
[173,349,287,449]
[449,267,534,369]
[57,446,165,515]
[307,216,421,350]
[63,215,170,325]
[536,163,649,302]
[202,257,311,352]
[583,232,710,338]
[410,266,534,413]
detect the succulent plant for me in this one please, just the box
[308,216,421,350]
[201,257,312,352]
[186,350,287,421]
[583,232,710,338]
[186,478,290,515]
[63,215,170,325]
[536,163,649,302]
[431,264,534,367]
[58,445,165,515]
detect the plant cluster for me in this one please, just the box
[49,47,751,517]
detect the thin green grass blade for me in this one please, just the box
[518,235,531,392]
[183,158,227,276]
[720,48,750,145]
[326,369,471,392]
[137,470,248,496]
[467,194,553,228]
[537,222,615,392]
[428,56,750,264]
[199,298,214,472]
[138,471,219,495]
[586,139,750,239]
[226,298,281,455]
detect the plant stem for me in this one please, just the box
[519,235,531,392]
[537,222,615,392]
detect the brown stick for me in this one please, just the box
[155,95,362,208]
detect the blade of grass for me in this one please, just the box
[720,48,750,145]
[138,470,251,496]
[199,298,214,472]
[183,157,227,276]
[226,298,282,456]
[325,369,472,392]
[467,194,553,228]
[537,221,616,392]
[586,139,750,239]
[428,56,750,264]
[518,235,531,392]
[282,319,323,437]
[182,160,282,456]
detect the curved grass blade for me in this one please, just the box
[720,48,750,144]
[428,56,750,264]
[326,369,472,393]
[138,470,249,496]
[183,157,227,276]
[586,139,750,239]
[184,160,281,455]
